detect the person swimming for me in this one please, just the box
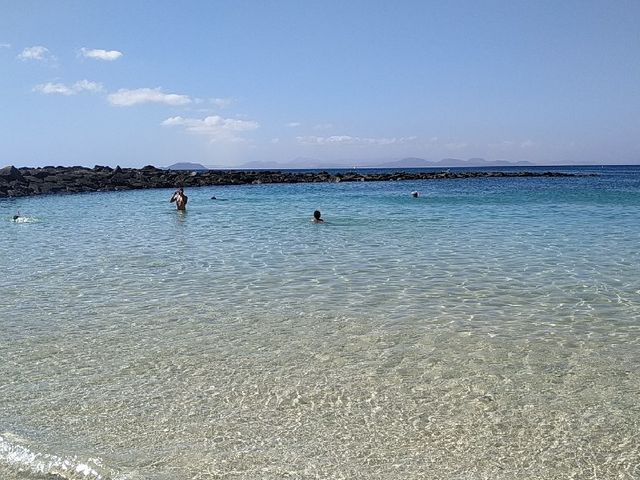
[170,187,188,210]
[312,210,324,223]
[411,191,420,198]
[11,212,32,223]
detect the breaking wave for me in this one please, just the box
[0,433,127,480]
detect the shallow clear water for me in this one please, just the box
[1,166,639,479]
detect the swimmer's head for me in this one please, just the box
[313,210,321,220]
[13,215,20,220]
[411,191,419,198]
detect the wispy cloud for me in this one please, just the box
[0,43,11,49]
[80,47,123,61]
[162,115,259,143]
[488,139,535,149]
[444,142,468,150]
[107,88,191,107]
[211,97,233,108]
[313,123,334,131]
[18,45,52,61]
[286,122,301,128]
[33,79,103,96]
[297,135,416,146]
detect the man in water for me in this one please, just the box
[170,187,188,211]
[312,210,324,223]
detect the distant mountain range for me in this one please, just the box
[380,157,536,168]
[167,158,536,170]
[235,157,536,169]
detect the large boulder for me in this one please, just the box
[0,165,25,182]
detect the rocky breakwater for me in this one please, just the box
[0,164,578,198]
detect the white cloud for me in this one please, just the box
[33,79,103,95]
[0,43,11,49]
[211,97,233,108]
[297,135,416,146]
[107,88,191,107]
[286,122,301,128]
[74,79,103,92]
[18,45,51,61]
[34,82,73,95]
[162,115,259,143]
[313,123,334,131]
[80,47,123,61]
[521,139,534,148]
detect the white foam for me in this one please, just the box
[11,216,37,223]
[0,433,106,479]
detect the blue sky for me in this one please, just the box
[1,0,639,168]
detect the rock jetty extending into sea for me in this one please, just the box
[0,164,580,198]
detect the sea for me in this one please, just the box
[1,165,639,479]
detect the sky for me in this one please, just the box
[1,0,639,168]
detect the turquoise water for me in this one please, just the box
[1,166,639,479]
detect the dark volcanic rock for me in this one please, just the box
[0,165,25,182]
[0,165,583,198]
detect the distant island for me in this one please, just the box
[166,162,209,170]
[379,157,536,168]
[164,157,535,171]
[200,157,537,170]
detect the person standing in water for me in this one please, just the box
[312,210,324,223]
[170,187,188,211]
